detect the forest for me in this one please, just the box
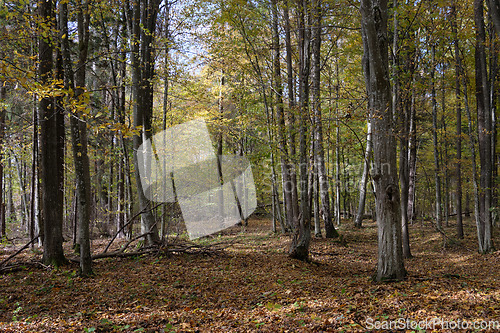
[0,0,499,331]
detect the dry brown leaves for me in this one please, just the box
[0,217,499,332]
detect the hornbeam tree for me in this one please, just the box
[360,0,406,281]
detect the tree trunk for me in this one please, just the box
[459,36,482,252]
[354,121,372,228]
[451,2,464,238]
[335,80,341,226]
[431,44,442,230]
[39,0,66,267]
[0,83,5,240]
[284,0,299,229]
[30,101,38,247]
[289,0,311,261]
[474,0,494,253]
[407,83,418,226]
[311,0,338,238]
[272,0,292,233]
[130,0,161,245]
[360,0,406,281]
[60,0,93,276]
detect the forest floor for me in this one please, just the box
[0,216,499,332]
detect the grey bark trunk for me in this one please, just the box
[284,0,300,229]
[354,122,372,228]
[360,0,406,281]
[272,0,292,233]
[311,0,337,238]
[289,0,311,261]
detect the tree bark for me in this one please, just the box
[60,0,93,276]
[284,0,300,229]
[474,0,494,253]
[311,0,338,238]
[130,0,161,245]
[354,122,372,228]
[289,0,311,261]
[272,0,292,233]
[360,0,406,281]
[39,0,66,267]
[451,2,464,239]
[431,44,442,230]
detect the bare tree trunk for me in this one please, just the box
[284,0,299,229]
[39,0,66,267]
[407,58,418,226]
[30,101,38,247]
[361,0,405,281]
[0,83,5,240]
[451,2,464,238]
[474,0,494,253]
[458,38,482,251]
[272,0,292,233]
[161,1,172,239]
[335,80,341,226]
[354,122,372,228]
[431,44,442,230]
[130,0,161,245]
[289,0,311,261]
[117,8,128,239]
[311,0,337,238]
[60,0,93,276]
[442,69,450,228]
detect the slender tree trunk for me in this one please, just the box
[311,0,337,238]
[272,0,292,233]
[361,0,405,281]
[117,8,128,239]
[0,83,5,240]
[451,2,464,238]
[431,44,442,230]
[442,69,450,228]
[399,106,412,259]
[161,1,172,239]
[284,0,299,229]
[354,122,372,228]
[335,79,341,226]
[217,74,225,221]
[459,40,482,252]
[474,0,494,253]
[289,0,311,261]
[407,81,417,227]
[30,102,38,247]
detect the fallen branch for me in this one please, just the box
[0,260,50,274]
[104,202,163,253]
[92,250,153,260]
[119,231,153,253]
[0,235,39,269]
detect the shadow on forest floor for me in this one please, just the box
[0,216,499,332]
